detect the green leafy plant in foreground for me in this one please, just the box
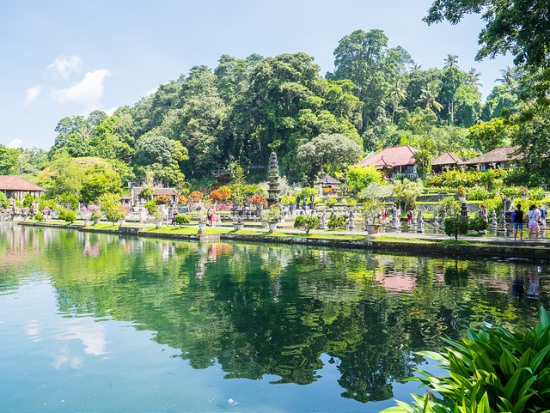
[383,307,550,413]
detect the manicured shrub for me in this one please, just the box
[61,210,76,223]
[175,214,190,225]
[34,211,44,221]
[294,215,319,234]
[443,216,469,240]
[468,214,489,232]
[328,215,346,229]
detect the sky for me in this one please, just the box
[0,0,513,150]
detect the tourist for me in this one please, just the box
[539,204,547,230]
[512,204,524,240]
[479,204,488,221]
[527,205,541,240]
[407,209,413,224]
[380,208,387,224]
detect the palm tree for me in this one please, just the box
[385,79,407,122]
[443,54,459,70]
[420,81,443,113]
[465,68,482,88]
[496,66,515,85]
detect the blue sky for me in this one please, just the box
[0,0,513,150]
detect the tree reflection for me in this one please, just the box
[0,226,548,403]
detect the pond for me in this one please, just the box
[0,225,548,412]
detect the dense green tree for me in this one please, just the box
[0,146,20,175]
[467,117,517,152]
[133,134,188,185]
[346,165,383,193]
[88,116,134,161]
[511,103,550,179]
[331,29,413,129]
[438,67,465,124]
[296,133,363,182]
[37,156,123,205]
[14,147,48,176]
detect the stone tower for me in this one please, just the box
[267,152,280,207]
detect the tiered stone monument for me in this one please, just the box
[267,152,280,207]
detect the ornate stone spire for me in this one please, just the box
[267,152,280,207]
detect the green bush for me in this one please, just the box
[383,307,550,413]
[328,215,347,229]
[34,211,44,221]
[294,215,319,234]
[325,197,337,208]
[443,216,469,240]
[0,191,8,209]
[529,187,546,201]
[59,209,76,223]
[466,185,489,201]
[175,214,190,225]
[144,200,157,215]
[468,214,489,232]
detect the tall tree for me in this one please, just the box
[331,29,413,129]
[443,54,459,69]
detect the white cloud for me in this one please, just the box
[144,86,159,97]
[104,107,117,116]
[52,69,112,109]
[47,55,84,78]
[7,138,23,148]
[24,85,42,104]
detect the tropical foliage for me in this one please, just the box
[383,307,550,413]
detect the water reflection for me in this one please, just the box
[0,224,548,405]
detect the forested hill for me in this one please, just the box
[2,29,527,187]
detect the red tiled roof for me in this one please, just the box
[0,176,45,192]
[358,145,417,168]
[432,151,463,166]
[463,146,523,165]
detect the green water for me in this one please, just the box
[0,225,548,412]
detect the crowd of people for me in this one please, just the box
[512,203,547,240]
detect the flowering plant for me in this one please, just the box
[156,194,170,204]
[250,195,267,207]
[189,190,204,203]
[87,204,102,219]
[117,205,129,218]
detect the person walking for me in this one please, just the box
[512,204,524,240]
[527,205,541,240]
[539,204,547,230]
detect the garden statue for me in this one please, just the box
[348,208,355,231]
[417,210,424,233]
[433,209,439,229]
[497,211,506,232]
[320,210,327,230]
[395,207,401,228]
[391,205,398,229]
[491,210,498,228]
